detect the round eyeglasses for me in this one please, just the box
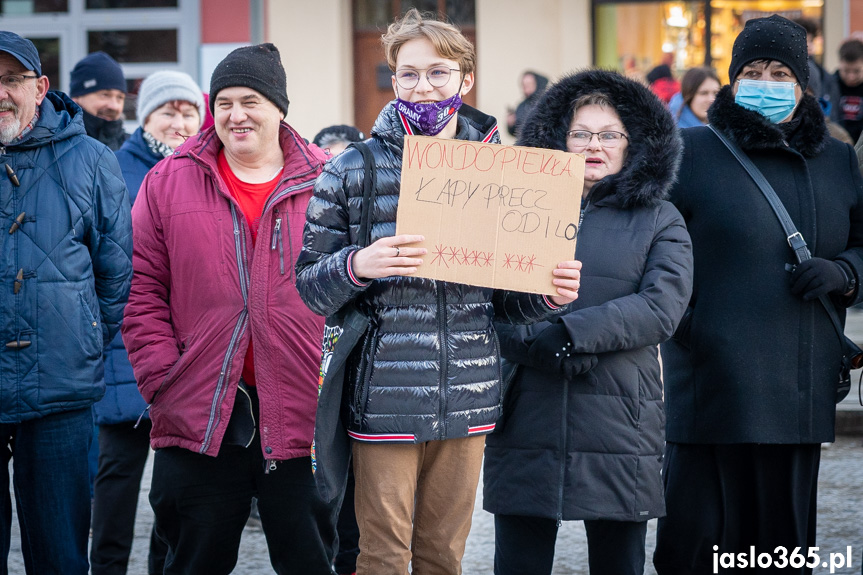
[566,130,628,149]
[394,67,460,90]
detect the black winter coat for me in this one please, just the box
[483,70,693,522]
[662,87,863,445]
[296,102,562,444]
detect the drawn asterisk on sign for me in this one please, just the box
[431,244,449,268]
[525,254,543,273]
[502,253,515,269]
[481,251,494,267]
[447,245,460,265]
[467,250,480,266]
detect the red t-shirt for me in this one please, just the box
[217,150,283,386]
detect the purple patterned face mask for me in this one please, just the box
[394,91,464,136]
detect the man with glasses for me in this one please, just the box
[0,31,132,574]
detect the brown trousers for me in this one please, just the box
[352,435,486,575]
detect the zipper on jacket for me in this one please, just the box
[271,211,284,275]
[437,282,448,439]
[353,327,378,426]
[264,459,278,474]
[237,383,257,448]
[133,405,151,429]
[556,378,569,526]
[201,204,250,454]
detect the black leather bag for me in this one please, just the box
[709,125,863,402]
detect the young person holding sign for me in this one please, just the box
[296,9,581,575]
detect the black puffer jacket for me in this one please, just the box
[483,69,693,522]
[662,87,863,444]
[296,101,562,443]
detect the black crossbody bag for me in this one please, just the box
[708,124,863,403]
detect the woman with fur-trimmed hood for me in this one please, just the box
[482,69,693,575]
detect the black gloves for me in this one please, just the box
[527,323,598,379]
[790,258,851,301]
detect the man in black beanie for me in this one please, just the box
[654,14,863,574]
[122,42,338,574]
[70,51,128,150]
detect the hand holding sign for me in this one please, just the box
[549,260,582,306]
[351,234,427,280]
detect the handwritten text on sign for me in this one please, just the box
[395,135,583,295]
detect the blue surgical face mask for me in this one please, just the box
[734,79,799,123]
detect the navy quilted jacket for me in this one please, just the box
[0,91,133,423]
[296,102,562,443]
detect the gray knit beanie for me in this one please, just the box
[137,70,205,126]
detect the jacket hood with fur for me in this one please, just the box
[517,69,682,209]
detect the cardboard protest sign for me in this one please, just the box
[395,135,584,295]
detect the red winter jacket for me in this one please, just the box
[122,124,326,461]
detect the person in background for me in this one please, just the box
[668,67,720,128]
[70,51,128,150]
[90,70,205,575]
[794,17,840,121]
[646,64,680,105]
[654,16,863,574]
[122,43,338,575]
[0,31,132,574]
[295,9,581,575]
[835,38,863,143]
[506,70,548,137]
[313,124,365,158]
[483,68,693,575]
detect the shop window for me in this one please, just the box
[1,0,67,14]
[595,2,706,82]
[88,29,178,63]
[595,0,823,83]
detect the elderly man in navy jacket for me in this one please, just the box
[0,31,132,574]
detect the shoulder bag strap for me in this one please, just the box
[350,141,377,248]
[706,124,852,352]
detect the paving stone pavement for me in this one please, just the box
[6,310,863,574]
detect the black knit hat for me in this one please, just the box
[209,43,289,117]
[728,15,809,90]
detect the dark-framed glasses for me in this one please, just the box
[566,130,628,148]
[394,66,460,90]
[0,74,38,90]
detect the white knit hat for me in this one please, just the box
[137,70,206,127]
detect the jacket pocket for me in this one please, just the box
[77,292,102,359]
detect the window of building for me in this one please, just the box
[0,0,199,115]
[1,0,68,14]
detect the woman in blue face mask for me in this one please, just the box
[654,14,863,575]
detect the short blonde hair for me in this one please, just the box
[382,8,476,76]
